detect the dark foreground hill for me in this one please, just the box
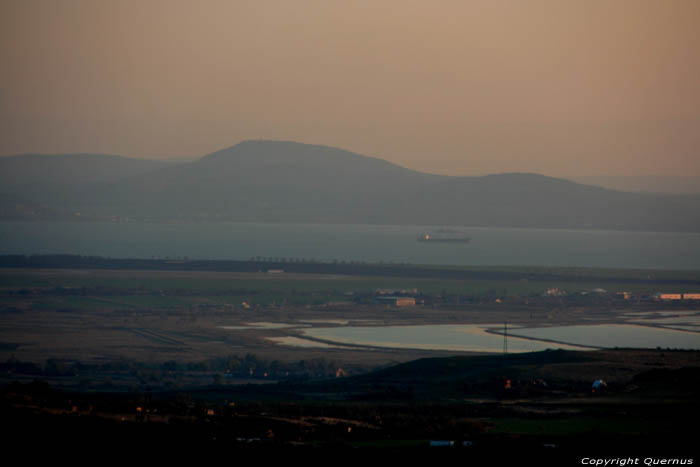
[2,140,699,231]
[3,349,699,459]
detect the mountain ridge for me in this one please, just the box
[1,140,699,232]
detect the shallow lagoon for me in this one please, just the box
[302,324,589,353]
[298,323,700,352]
[509,324,700,349]
[267,336,346,349]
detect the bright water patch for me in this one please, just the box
[266,336,346,348]
[219,322,308,330]
[510,324,700,349]
[302,324,588,353]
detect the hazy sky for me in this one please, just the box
[1,0,699,176]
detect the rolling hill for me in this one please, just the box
[2,140,699,232]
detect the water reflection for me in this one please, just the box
[302,324,589,353]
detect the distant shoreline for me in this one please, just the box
[2,254,699,284]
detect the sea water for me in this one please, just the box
[1,221,699,270]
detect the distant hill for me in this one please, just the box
[2,141,699,232]
[0,153,170,186]
[0,153,172,217]
[570,175,700,195]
